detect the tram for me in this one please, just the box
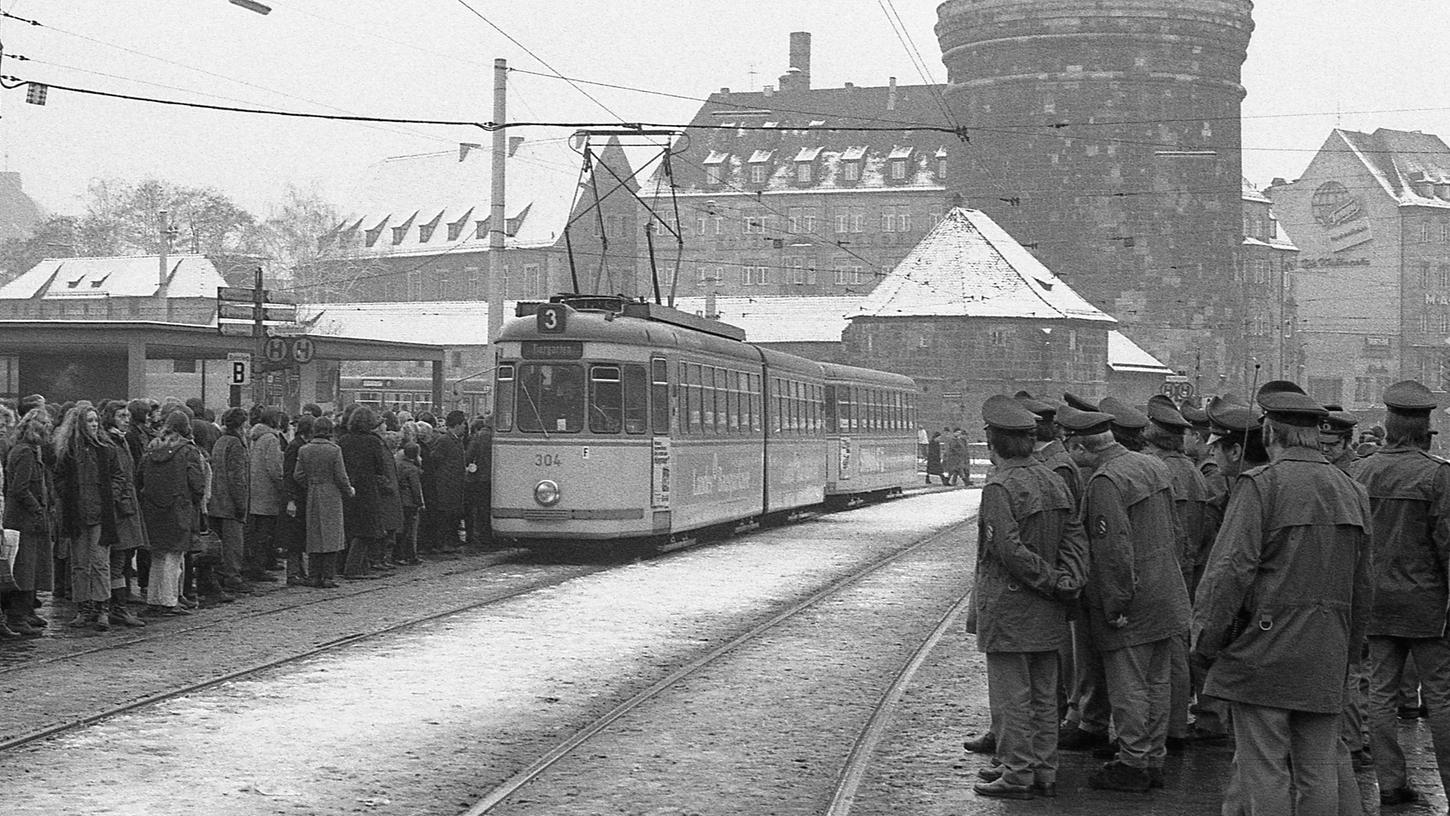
[489,294,920,543]
[338,375,491,418]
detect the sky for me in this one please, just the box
[1,0,1448,219]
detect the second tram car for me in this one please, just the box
[490,295,919,544]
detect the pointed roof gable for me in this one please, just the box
[848,208,1115,323]
[1335,128,1450,209]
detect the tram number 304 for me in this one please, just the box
[534,453,565,467]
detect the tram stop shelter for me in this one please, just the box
[0,254,445,410]
[0,320,445,410]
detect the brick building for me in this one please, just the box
[1238,178,1299,387]
[935,0,1255,391]
[308,136,640,303]
[842,207,1115,428]
[1268,128,1450,420]
[643,33,957,299]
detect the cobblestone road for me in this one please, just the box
[2,486,1446,815]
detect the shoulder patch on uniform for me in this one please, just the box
[985,522,995,542]
[1094,515,1108,538]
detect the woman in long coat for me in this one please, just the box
[294,416,352,588]
[139,411,205,616]
[3,408,54,637]
[101,400,147,628]
[279,414,313,585]
[926,430,944,485]
[376,428,404,567]
[339,406,391,579]
[54,401,119,630]
[206,407,249,595]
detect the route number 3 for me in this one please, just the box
[535,454,564,467]
[537,305,566,334]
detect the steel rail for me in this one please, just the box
[0,552,528,678]
[825,587,974,816]
[0,562,611,753]
[459,517,971,816]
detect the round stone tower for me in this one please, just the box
[936,0,1255,392]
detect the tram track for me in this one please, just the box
[0,556,617,754]
[459,515,973,816]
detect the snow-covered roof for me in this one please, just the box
[1242,177,1272,204]
[302,295,1161,376]
[1107,331,1174,374]
[1336,128,1450,210]
[847,208,1116,323]
[301,301,495,347]
[325,136,632,259]
[0,254,227,300]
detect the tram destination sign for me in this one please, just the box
[522,341,584,360]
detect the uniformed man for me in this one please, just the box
[964,390,1082,759]
[1141,395,1211,752]
[1349,380,1450,807]
[1061,403,1191,792]
[1016,391,1081,507]
[1056,394,1115,756]
[1193,382,1372,816]
[1321,404,1360,472]
[1099,396,1148,452]
[1186,396,1263,743]
[1181,401,1214,469]
[969,395,1089,800]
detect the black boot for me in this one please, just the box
[110,590,145,628]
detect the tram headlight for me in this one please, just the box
[534,479,561,507]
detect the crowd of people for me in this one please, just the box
[0,394,494,637]
[963,379,1444,814]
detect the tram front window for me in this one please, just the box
[517,363,584,433]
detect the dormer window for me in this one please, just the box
[365,219,387,248]
[794,146,822,185]
[418,211,443,244]
[888,146,914,182]
[935,147,948,180]
[703,150,729,186]
[476,219,489,240]
[841,146,866,183]
[747,149,774,185]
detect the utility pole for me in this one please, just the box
[486,58,507,347]
[252,266,266,407]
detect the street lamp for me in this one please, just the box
[229,0,272,14]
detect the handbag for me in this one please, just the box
[190,527,224,564]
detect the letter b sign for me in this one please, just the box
[227,353,251,386]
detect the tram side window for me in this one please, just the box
[623,364,648,435]
[825,385,837,433]
[702,366,717,433]
[714,368,728,434]
[516,363,583,433]
[749,374,762,432]
[771,378,783,433]
[839,387,853,432]
[651,359,669,435]
[685,363,701,433]
[814,384,823,432]
[727,372,736,433]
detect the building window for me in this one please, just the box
[1425,221,1433,243]
[741,263,768,286]
[1423,263,1433,289]
[786,207,817,234]
[750,164,768,184]
[743,212,768,235]
[795,162,812,183]
[843,161,860,182]
[784,256,817,285]
[1441,265,1450,288]
[936,156,947,179]
[989,330,1007,347]
[419,224,435,243]
[447,221,462,241]
[881,205,912,233]
[834,259,863,285]
[392,226,408,245]
[705,164,723,185]
[1421,312,1431,333]
[890,160,907,181]
[1442,222,1449,243]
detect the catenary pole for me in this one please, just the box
[487,58,507,347]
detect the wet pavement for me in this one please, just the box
[2,484,1447,815]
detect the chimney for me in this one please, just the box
[508,136,525,156]
[763,84,775,97]
[887,76,898,111]
[779,31,811,93]
[459,142,481,161]
[705,288,718,320]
